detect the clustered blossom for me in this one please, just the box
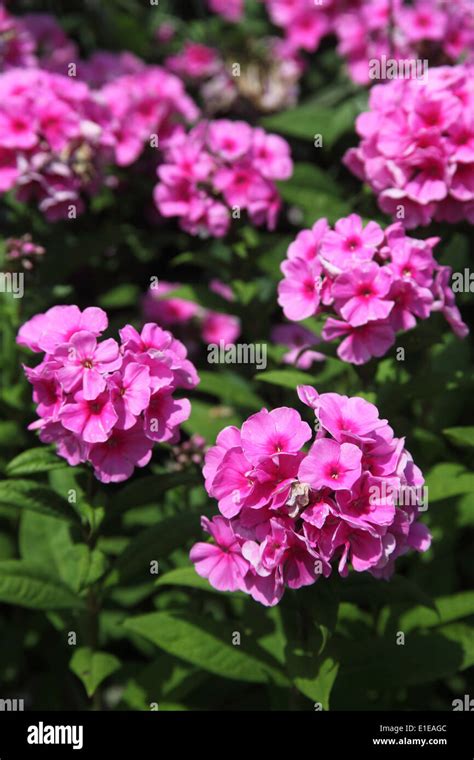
[17,306,199,483]
[154,119,293,237]
[260,0,473,84]
[143,279,241,349]
[0,63,198,218]
[0,69,116,220]
[190,387,431,606]
[344,65,474,228]
[99,67,198,168]
[278,214,468,365]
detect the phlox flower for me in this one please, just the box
[191,388,431,605]
[154,119,292,237]
[18,305,199,483]
[344,65,474,227]
[278,214,467,365]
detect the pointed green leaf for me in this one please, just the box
[70,647,120,698]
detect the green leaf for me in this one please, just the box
[396,592,474,633]
[197,370,264,410]
[256,369,312,390]
[261,97,362,147]
[183,399,242,442]
[6,447,67,477]
[155,566,244,596]
[98,284,140,309]
[0,560,84,610]
[61,547,108,593]
[277,163,350,225]
[114,470,201,511]
[121,658,206,709]
[336,623,474,689]
[123,612,286,684]
[292,654,339,709]
[338,573,435,611]
[425,463,474,503]
[443,427,474,448]
[70,647,120,698]
[110,514,201,584]
[0,479,77,522]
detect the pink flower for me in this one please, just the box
[201,312,240,345]
[166,42,220,80]
[241,407,312,465]
[299,438,362,492]
[110,361,151,430]
[322,318,396,365]
[317,393,387,443]
[55,331,122,400]
[332,263,394,327]
[154,120,292,237]
[17,304,108,354]
[191,388,431,605]
[89,422,153,483]
[19,306,199,482]
[320,214,384,265]
[207,120,253,162]
[344,66,474,227]
[278,256,322,321]
[190,516,249,592]
[278,214,467,364]
[60,390,118,444]
[251,128,293,180]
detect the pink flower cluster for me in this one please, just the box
[17,306,199,483]
[154,119,292,237]
[99,67,198,167]
[143,279,241,348]
[278,214,468,365]
[190,387,431,606]
[344,66,474,228]
[259,0,473,84]
[333,0,474,85]
[0,68,115,220]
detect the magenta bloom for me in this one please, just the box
[18,305,199,483]
[60,390,118,444]
[299,439,362,492]
[89,423,153,483]
[241,407,312,465]
[190,516,249,592]
[332,263,394,327]
[278,214,467,364]
[320,214,384,265]
[55,331,122,400]
[344,66,474,227]
[191,388,431,605]
[154,120,292,237]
